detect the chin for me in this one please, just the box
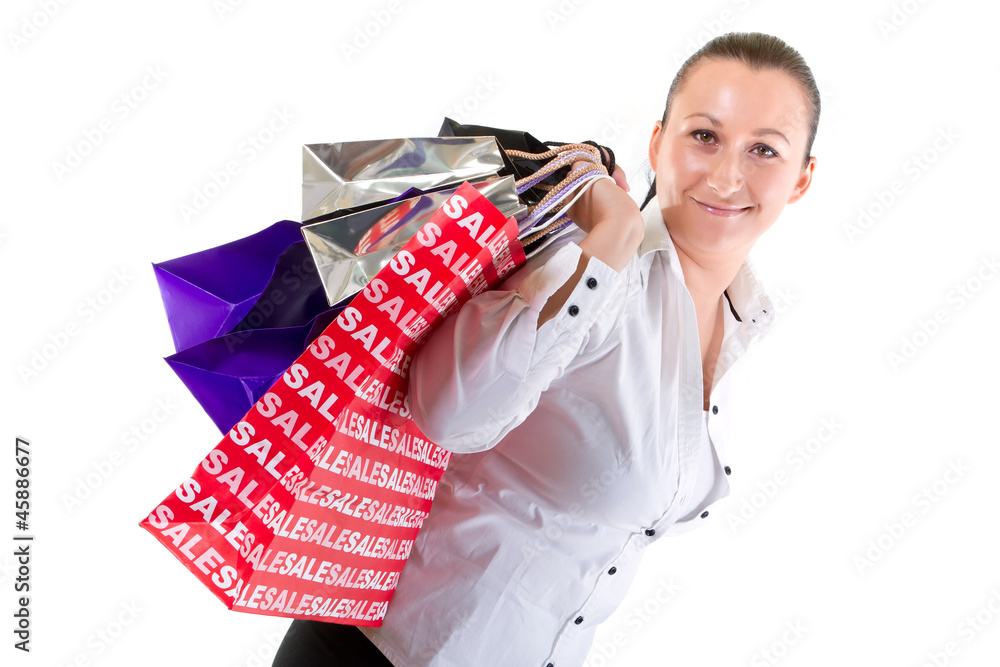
[673,221,753,258]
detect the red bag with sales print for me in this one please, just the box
[140,182,525,625]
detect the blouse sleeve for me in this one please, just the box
[406,237,626,453]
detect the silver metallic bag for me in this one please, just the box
[302,176,524,306]
[300,134,608,307]
[302,137,506,221]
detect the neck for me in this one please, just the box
[673,243,744,318]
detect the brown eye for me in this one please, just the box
[753,144,779,158]
[693,130,714,143]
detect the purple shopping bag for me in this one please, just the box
[152,220,304,353]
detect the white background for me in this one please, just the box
[3,0,999,665]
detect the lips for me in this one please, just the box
[692,197,752,217]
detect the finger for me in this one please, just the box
[611,164,629,193]
[597,146,626,190]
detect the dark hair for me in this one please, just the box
[640,32,821,210]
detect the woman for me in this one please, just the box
[274,31,819,667]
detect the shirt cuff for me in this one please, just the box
[512,242,624,365]
[544,253,623,335]
[515,242,584,312]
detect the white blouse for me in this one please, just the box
[362,197,776,667]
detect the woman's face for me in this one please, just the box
[648,58,816,263]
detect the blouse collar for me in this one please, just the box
[637,194,776,334]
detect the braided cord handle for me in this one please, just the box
[502,143,610,241]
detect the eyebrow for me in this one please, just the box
[684,113,790,145]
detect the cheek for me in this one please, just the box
[747,168,799,207]
[678,150,708,182]
[659,145,708,189]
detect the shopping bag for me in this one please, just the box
[156,138,608,433]
[301,127,612,308]
[159,239,341,432]
[153,220,305,353]
[302,137,505,221]
[159,180,518,432]
[164,306,342,434]
[439,117,615,209]
[438,117,553,199]
[301,175,524,306]
[141,182,526,625]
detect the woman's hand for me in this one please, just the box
[535,155,645,328]
[563,156,645,270]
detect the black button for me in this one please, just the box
[724,465,732,475]
[608,566,617,575]
[712,405,718,415]
[701,511,709,518]
[574,616,584,625]
[644,528,655,536]
[547,664,554,667]
[568,304,579,316]
[586,277,598,289]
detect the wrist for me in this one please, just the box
[578,212,644,272]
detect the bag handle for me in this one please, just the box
[503,143,610,247]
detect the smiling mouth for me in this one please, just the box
[692,198,752,217]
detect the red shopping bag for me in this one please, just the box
[141,182,525,625]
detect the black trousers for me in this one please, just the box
[272,620,395,666]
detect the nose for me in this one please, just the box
[705,149,743,198]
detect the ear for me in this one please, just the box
[647,120,663,173]
[786,156,817,204]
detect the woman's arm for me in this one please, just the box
[408,166,644,453]
[537,165,644,326]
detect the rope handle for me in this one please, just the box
[503,143,608,219]
[501,142,614,248]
